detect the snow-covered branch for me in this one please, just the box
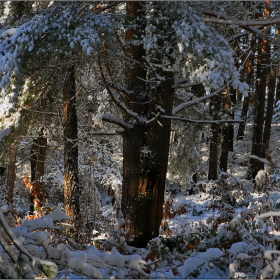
[106,80,134,98]
[228,31,250,42]
[174,79,202,89]
[203,15,280,27]
[202,17,268,37]
[172,90,221,116]
[160,115,244,124]
[247,155,269,165]
[102,115,133,129]
[98,57,140,125]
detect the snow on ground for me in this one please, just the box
[2,117,280,278]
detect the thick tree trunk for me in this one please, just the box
[208,96,221,180]
[6,143,17,204]
[121,1,174,247]
[63,65,82,228]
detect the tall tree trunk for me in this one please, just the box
[276,75,280,105]
[63,65,81,228]
[262,65,276,158]
[30,127,47,182]
[121,2,174,247]
[29,127,47,213]
[6,143,17,204]
[237,96,250,140]
[237,31,256,140]
[228,86,236,152]
[249,2,271,179]
[220,87,232,172]
[208,95,221,180]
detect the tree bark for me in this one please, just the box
[30,128,47,182]
[262,64,276,158]
[219,87,232,172]
[228,86,236,152]
[6,143,17,204]
[237,39,255,140]
[29,128,47,213]
[249,2,271,179]
[208,95,221,180]
[121,1,174,247]
[63,65,82,228]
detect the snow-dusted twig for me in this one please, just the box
[172,83,228,116]
[228,31,250,42]
[247,155,269,165]
[0,210,58,278]
[102,115,133,129]
[98,57,140,125]
[105,80,135,98]
[161,115,243,124]
[144,57,166,82]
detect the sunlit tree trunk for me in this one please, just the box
[121,1,174,247]
[63,65,82,228]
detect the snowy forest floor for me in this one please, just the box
[2,119,280,279]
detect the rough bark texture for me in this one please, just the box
[208,95,221,180]
[6,143,17,204]
[63,66,82,228]
[121,2,174,247]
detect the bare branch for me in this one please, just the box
[172,81,233,116]
[106,80,134,98]
[91,2,123,14]
[20,107,59,116]
[160,115,244,124]
[98,56,140,124]
[228,31,250,42]
[89,131,124,135]
[102,115,133,129]
[202,17,267,38]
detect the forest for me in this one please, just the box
[1,1,280,279]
